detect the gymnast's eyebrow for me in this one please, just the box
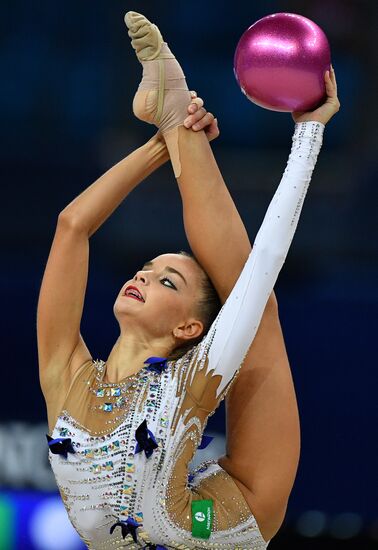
[142,260,187,285]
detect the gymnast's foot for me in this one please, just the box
[124,11,191,135]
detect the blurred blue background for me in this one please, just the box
[1,0,377,548]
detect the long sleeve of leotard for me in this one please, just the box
[192,121,325,400]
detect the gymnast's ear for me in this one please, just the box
[173,318,204,342]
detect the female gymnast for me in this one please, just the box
[38,11,340,550]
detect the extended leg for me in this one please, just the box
[125,12,301,542]
[172,127,301,543]
[164,107,301,543]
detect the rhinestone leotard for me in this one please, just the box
[48,121,324,549]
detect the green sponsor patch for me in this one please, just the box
[191,499,213,539]
[0,495,15,549]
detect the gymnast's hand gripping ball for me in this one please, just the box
[234,13,331,113]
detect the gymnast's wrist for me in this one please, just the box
[293,120,325,141]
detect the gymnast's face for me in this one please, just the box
[113,253,204,342]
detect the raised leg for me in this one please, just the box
[172,128,301,542]
[125,12,301,542]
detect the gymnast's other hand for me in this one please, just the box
[183,91,220,142]
[292,64,340,125]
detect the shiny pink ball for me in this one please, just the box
[234,13,331,112]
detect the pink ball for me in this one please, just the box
[234,13,331,112]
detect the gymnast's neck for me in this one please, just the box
[104,330,172,383]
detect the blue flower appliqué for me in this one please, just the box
[143,356,168,375]
[110,517,140,542]
[46,435,75,459]
[134,419,158,459]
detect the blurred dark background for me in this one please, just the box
[1,0,377,548]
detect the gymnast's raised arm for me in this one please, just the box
[191,66,339,389]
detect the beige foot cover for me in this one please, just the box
[125,11,192,177]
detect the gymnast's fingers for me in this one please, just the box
[206,118,220,142]
[187,107,208,125]
[192,111,215,131]
[330,64,338,95]
[184,107,213,129]
[188,96,204,114]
